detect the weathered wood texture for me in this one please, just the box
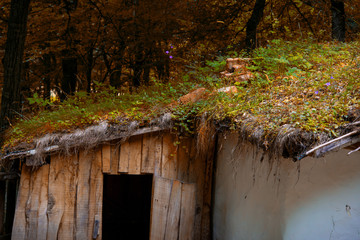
[88,149,103,240]
[150,177,196,240]
[47,154,66,239]
[12,165,31,240]
[180,183,196,240]
[161,134,178,179]
[200,133,216,240]
[110,143,120,174]
[150,176,172,239]
[128,135,142,174]
[142,132,162,174]
[12,150,103,240]
[75,151,92,240]
[57,155,77,239]
[102,145,111,173]
[12,131,214,240]
[118,140,130,172]
[27,164,49,240]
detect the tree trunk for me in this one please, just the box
[245,0,266,49]
[0,0,31,132]
[331,0,346,42]
[42,53,56,100]
[86,47,93,93]
[60,57,77,101]
[132,47,143,88]
[110,63,122,89]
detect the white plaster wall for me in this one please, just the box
[212,132,360,240]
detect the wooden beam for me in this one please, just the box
[1,126,166,162]
[305,130,359,156]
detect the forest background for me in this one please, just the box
[0,0,359,142]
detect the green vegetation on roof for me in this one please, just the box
[3,39,360,151]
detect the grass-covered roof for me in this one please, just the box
[2,39,360,161]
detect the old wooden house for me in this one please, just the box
[2,118,360,240]
[2,124,215,240]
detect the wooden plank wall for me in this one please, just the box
[12,148,103,240]
[12,131,215,240]
[150,177,196,240]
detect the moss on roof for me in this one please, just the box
[2,39,360,159]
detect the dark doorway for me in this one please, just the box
[102,174,153,240]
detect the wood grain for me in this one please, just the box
[75,151,92,240]
[12,165,31,240]
[57,154,78,239]
[161,133,178,179]
[46,155,66,239]
[88,148,103,240]
[36,164,49,240]
[128,135,142,174]
[110,144,119,174]
[141,133,161,174]
[179,183,196,240]
[177,137,191,182]
[164,180,182,239]
[119,141,130,173]
[150,176,172,240]
[102,145,111,173]
[188,137,205,240]
[27,164,49,239]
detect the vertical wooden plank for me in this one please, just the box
[164,180,182,240]
[177,137,192,182]
[161,133,178,179]
[26,164,49,239]
[36,164,49,240]
[141,133,159,174]
[128,135,142,174]
[47,155,65,239]
[12,165,31,240]
[110,144,119,174]
[88,148,104,240]
[119,141,129,173]
[179,183,196,240]
[200,134,216,240]
[25,168,38,240]
[150,177,172,240]
[154,135,163,177]
[188,137,205,240]
[102,145,111,173]
[75,151,92,240]
[57,154,78,240]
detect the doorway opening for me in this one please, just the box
[103,174,153,240]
